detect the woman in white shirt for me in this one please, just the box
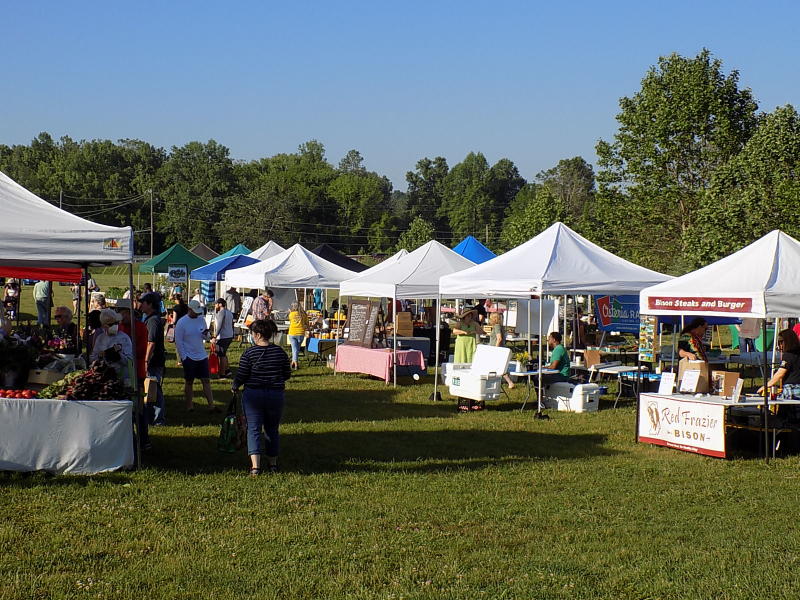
[91,308,133,386]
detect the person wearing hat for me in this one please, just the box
[91,308,134,384]
[3,278,19,320]
[453,307,480,363]
[117,299,148,387]
[678,317,709,362]
[53,306,79,353]
[175,298,217,412]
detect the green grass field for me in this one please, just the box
[2,275,798,599]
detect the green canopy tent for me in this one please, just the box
[210,243,252,263]
[139,243,208,274]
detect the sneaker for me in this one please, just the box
[249,468,262,477]
[267,464,280,473]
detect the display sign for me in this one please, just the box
[638,393,726,457]
[638,315,657,362]
[679,370,701,393]
[346,300,380,347]
[657,372,676,395]
[595,295,640,333]
[647,296,752,313]
[167,264,188,283]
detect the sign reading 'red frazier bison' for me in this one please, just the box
[647,297,752,313]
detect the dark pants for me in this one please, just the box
[147,365,166,425]
[242,387,285,457]
[542,373,570,385]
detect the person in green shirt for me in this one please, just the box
[544,331,571,383]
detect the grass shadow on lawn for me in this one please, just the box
[147,428,614,475]
[0,470,132,488]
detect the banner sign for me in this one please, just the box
[167,264,188,283]
[594,295,640,333]
[647,296,752,313]
[638,394,726,458]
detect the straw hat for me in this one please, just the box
[114,298,133,310]
[459,307,477,319]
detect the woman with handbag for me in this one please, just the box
[232,319,292,476]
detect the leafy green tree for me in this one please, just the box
[338,149,366,174]
[405,157,449,232]
[535,157,594,227]
[156,140,238,250]
[395,216,435,252]
[368,213,398,254]
[499,184,562,250]
[690,105,800,266]
[327,171,391,252]
[596,49,759,272]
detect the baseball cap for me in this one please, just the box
[188,299,204,313]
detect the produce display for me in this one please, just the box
[36,361,129,401]
[0,389,39,398]
[64,362,128,401]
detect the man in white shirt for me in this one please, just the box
[175,299,217,412]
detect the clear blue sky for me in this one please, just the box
[2,1,798,189]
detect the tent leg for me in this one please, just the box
[762,319,770,463]
[128,262,141,470]
[392,290,397,388]
[432,295,441,401]
[535,296,547,419]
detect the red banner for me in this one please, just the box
[0,266,83,283]
[647,296,752,313]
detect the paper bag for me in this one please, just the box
[144,377,159,404]
[677,358,710,393]
[711,370,739,397]
[583,349,602,368]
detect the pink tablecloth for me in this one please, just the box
[334,345,426,383]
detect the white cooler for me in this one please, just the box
[546,382,601,413]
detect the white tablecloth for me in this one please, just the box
[0,399,134,474]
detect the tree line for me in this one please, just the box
[2,49,799,274]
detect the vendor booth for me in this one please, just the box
[0,170,136,474]
[339,241,474,385]
[210,243,252,264]
[311,243,368,273]
[247,240,285,261]
[452,235,496,264]
[440,222,671,414]
[639,230,800,459]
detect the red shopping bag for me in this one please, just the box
[209,342,220,375]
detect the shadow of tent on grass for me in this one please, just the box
[147,428,614,475]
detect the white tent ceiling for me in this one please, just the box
[248,240,285,261]
[340,241,474,299]
[0,170,133,267]
[225,243,356,289]
[439,222,671,298]
[640,230,800,318]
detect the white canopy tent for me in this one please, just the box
[640,230,800,319]
[340,241,475,386]
[340,241,474,299]
[439,222,672,414]
[440,222,670,297]
[639,230,800,460]
[248,240,285,261]
[225,243,357,290]
[0,170,133,270]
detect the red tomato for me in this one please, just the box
[22,391,32,399]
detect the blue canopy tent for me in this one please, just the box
[209,243,252,263]
[452,236,496,264]
[192,254,260,305]
[191,254,260,281]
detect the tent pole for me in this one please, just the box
[536,295,544,418]
[128,262,141,470]
[83,268,90,361]
[762,319,770,463]
[333,294,346,375]
[433,294,441,401]
[393,289,397,388]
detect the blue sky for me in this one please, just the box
[2,1,798,189]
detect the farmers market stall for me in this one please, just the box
[638,230,800,460]
[0,170,136,474]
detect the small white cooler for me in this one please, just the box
[546,382,601,413]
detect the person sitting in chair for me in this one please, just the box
[543,331,571,384]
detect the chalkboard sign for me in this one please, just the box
[346,300,380,347]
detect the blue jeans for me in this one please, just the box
[36,299,49,326]
[147,365,166,425]
[288,335,304,363]
[242,388,284,457]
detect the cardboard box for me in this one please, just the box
[583,349,602,368]
[27,369,65,386]
[395,312,413,337]
[677,359,710,393]
[711,370,740,397]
